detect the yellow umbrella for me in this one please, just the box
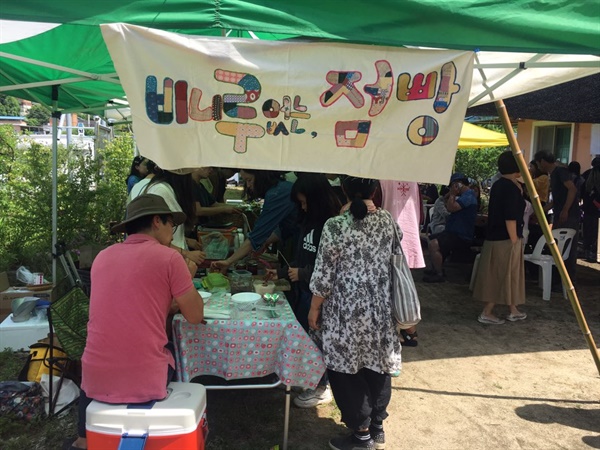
[458,122,508,148]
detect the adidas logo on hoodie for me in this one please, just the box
[302,229,317,252]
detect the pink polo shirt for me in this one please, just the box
[81,234,193,403]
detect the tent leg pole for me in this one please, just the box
[494,99,600,376]
[51,86,59,284]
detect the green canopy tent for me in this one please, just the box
[0,1,598,376]
[1,1,599,111]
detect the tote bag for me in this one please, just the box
[387,211,421,329]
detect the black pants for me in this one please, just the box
[582,209,599,253]
[78,344,176,438]
[327,368,391,431]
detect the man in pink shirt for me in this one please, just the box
[69,194,204,450]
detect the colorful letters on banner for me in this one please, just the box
[144,60,461,153]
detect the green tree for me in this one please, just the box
[454,147,506,186]
[0,94,21,117]
[25,103,51,127]
[0,125,134,275]
[453,146,507,213]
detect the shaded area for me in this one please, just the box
[515,404,600,433]
[202,388,344,450]
[467,73,600,123]
[516,404,600,449]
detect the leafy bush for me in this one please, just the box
[453,144,508,213]
[0,94,21,117]
[454,147,506,186]
[0,125,133,276]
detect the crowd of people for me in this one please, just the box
[69,163,414,450]
[68,152,599,450]
[421,151,598,326]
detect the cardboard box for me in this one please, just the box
[0,272,54,321]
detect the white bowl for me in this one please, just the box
[231,292,261,311]
[198,291,212,303]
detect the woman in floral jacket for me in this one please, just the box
[309,176,402,450]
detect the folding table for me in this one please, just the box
[172,293,325,450]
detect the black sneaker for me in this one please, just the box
[400,329,418,347]
[369,427,385,450]
[423,273,445,283]
[329,434,375,450]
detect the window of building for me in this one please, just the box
[533,123,573,163]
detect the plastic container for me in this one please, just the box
[253,281,275,296]
[201,273,229,292]
[11,297,39,322]
[86,382,208,450]
[198,291,212,303]
[246,260,259,275]
[233,228,244,251]
[229,270,253,294]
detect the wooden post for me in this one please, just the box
[494,99,600,375]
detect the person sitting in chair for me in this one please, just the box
[423,173,478,283]
[68,194,205,450]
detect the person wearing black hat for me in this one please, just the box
[423,172,478,282]
[69,194,205,450]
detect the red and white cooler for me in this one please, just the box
[86,382,208,450]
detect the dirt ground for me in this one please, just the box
[205,255,599,450]
[376,257,600,450]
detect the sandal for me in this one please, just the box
[478,314,505,325]
[506,312,527,322]
[400,329,418,347]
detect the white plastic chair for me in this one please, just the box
[523,228,576,301]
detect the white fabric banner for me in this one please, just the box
[102,23,474,184]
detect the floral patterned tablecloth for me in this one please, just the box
[172,296,325,389]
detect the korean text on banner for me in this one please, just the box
[101,23,474,184]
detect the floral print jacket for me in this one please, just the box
[310,209,402,374]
